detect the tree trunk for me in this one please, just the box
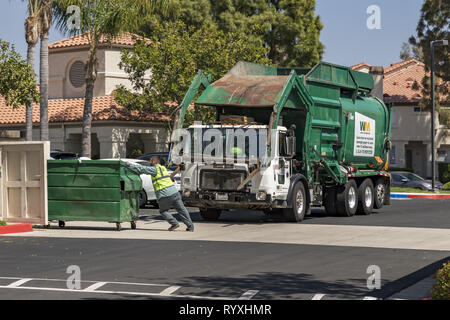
[40,31,49,141]
[81,79,95,158]
[26,43,36,141]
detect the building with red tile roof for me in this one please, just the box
[0,33,169,159]
[351,59,449,177]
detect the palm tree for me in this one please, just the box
[53,0,171,158]
[24,0,41,141]
[39,0,53,141]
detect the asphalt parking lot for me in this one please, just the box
[0,198,449,300]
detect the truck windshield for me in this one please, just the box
[185,127,268,163]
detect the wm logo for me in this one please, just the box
[360,121,371,132]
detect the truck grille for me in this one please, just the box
[200,169,247,191]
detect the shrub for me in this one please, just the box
[438,163,450,184]
[443,182,450,191]
[0,221,6,226]
[431,261,450,300]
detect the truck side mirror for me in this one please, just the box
[285,136,296,158]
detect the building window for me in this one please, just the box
[437,150,447,162]
[69,60,86,88]
[389,145,396,165]
[413,106,422,112]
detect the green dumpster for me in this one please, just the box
[47,160,142,231]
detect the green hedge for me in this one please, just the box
[431,261,450,300]
[443,182,450,191]
[438,163,450,184]
[0,221,6,226]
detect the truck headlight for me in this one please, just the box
[256,191,267,201]
[183,190,191,197]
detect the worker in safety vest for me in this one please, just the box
[128,156,194,232]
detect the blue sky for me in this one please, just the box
[0,0,423,73]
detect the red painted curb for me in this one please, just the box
[0,224,33,235]
[408,194,450,199]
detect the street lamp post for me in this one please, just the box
[430,39,448,192]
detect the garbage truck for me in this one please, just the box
[170,61,392,222]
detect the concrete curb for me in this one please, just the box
[391,193,450,199]
[0,224,33,235]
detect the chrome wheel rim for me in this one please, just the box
[296,190,304,215]
[348,187,356,209]
[376,184,385,202]
[365,186,373,207]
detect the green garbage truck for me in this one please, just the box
[170,61,392,222]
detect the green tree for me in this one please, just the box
[409,0,449,125]
[141,0,324,67]
[39,0,53,142]
[23,0,43,141]
[53,0,171,158]
[114,21,271,120]
[400,42,423,61]
[0,40,40,109]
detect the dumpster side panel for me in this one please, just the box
[47,160,141,225]
[48,201,121,222]
[48,174,120,188]
[48,187,121,202]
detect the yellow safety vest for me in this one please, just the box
[152,164,174,192]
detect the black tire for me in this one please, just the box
[130,221,137,230]
[357,179,374,215]
[336,180,358,217]
[283,182,307,222]
[150,201,159,209]
[374,178,386,209]
[323,187,337,216]
[139,190,148,209]
[200,208,222,221]
[58,221,65,228]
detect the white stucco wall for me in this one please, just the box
[49,48,107,99]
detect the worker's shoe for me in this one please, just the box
[186,227,194,232]
[168,224,180,231]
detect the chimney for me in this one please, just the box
[369,66,384,100]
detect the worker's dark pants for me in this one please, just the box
[158,192,194,229]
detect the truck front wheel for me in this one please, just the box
[200,208,222,221]
[336,180,358,217]
[357,179,374,215]
[283,182,307,222]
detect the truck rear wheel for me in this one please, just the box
[200,208,222,221]
[323,187,337,216]
[336,180,358,217]
[357,179,374,215]
[283,182,307,222]
[374,178,386,209]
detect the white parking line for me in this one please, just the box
[159,286,181,296]
[6,278,32,288]
[0,277,254,300]
[363,296,378,300]
[239,290,259,300]
[83,282,108,292]
[311,294,325,300]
